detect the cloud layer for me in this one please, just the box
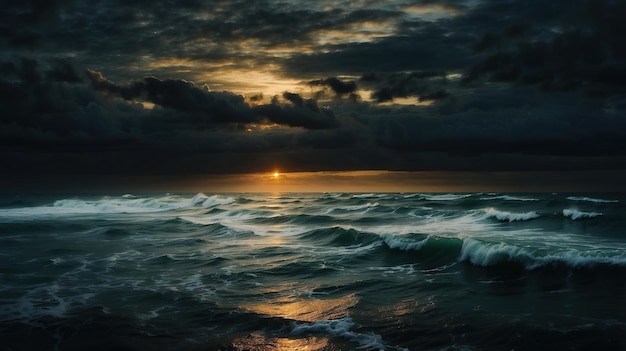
[1,0,625,184]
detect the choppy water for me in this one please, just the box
[1,192,625,350]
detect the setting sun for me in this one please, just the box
[273,171,279,178]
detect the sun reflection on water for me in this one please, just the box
[231,333,330,351]
[242,293,359,322]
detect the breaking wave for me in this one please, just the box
[380,233,626,271]
[483,208,540,222]
[567,196,619,203]
[291,317,390,350]
[479,195,539,201]
[421,194,472,201]
[190,193,235,207]
[460,238,626,270]
[563,209,602,220]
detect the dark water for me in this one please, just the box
[1,192,625,350]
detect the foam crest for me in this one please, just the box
[326,202,379,214]
[351,193,377,198]
[563,209,602,220]
[422,193,471,201]
[461,238,626,269]
[291,317,388,350]
[460,238,534,267]
[539,250,626,269]
[190,193,235,207]
[1,196,188,219]
[382,234,429,251]
[484,208,540,222]
[567,196,618,203]
[52,197,183,213]
[480,195,538,201]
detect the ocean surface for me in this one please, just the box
[1,192,625,350]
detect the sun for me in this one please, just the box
[273,171,280,178]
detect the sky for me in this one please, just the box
[1,0,625,192]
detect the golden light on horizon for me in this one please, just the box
[273,171,280,178]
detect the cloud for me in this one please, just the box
[254,96,338,129]
[0,57,350,177]
[359,85,626,161]
[2,0,626,183]
[362,71,450,103]
[283,27,472,77]
[85,70,339,129]
[308,77,358,96]
[1,57,343,161]
[463,0,626,97]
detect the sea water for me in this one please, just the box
[0,192,625,350]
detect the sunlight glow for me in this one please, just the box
[402,4,463,21]
[243,293,358,322]
[232,334,329,351]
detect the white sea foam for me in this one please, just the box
[538,250,626,269]
[190,193,235,207]
[406,211,494,236]
[382,234,429,251]
[326,202,379,214]
[422,194,471,201]
[479,195,539,201]
[291,317,388,350]
[563,209,602,220]
[461,238,534,267]
[351,193,376,198]
[566,196,618,203]
[0,196,183,219]
[53,198,180,212]
[461,238,626,269]
[484,208,540,222]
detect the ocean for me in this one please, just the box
[0,192,625,350]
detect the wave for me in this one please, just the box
[379,234,626,271]
[291,317,388,350]
[563,209,602,220]
[52,197,183,213]
[247,213,342,226]
[421,193,472,201]
[382,233,430,251]
[567,196,619,203]
[325,202,379,214]
[479,195,539,201]
[483,208,540,222]
[298,227,381,247]
[461,238,534,267]
[0,196,189,218]
[190,193,235,207]
[461,238,626,270]
[350,193,377,199]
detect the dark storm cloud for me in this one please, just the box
[464,0,626,97]
[0,58,353,178]
[1,58,340,155]
[0,0,405,82]
[283,26,473,77]
[2,0,626,184]
[360,71,450,103]
[84,69,338,129]
[356,86,626,163]
[308,77,358,96]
